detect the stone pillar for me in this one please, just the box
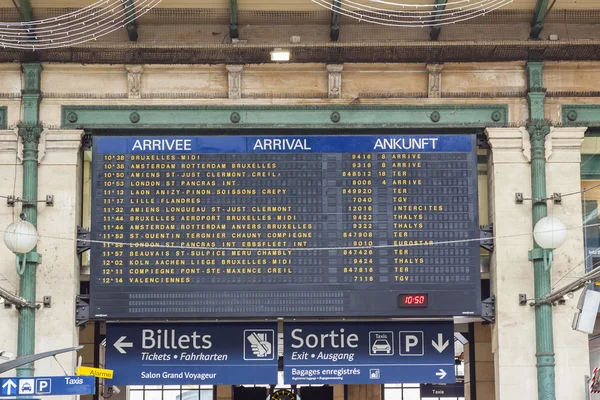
[327,64,343,99]
[544,127,589,400]
[486,127,536,399]
[487,127,590,399]
[426,64,443,98]
[0,129,20,372]
[347,384,381,400]
[226,65,244,100]
[34,130,83,393]
[216,386,231,400]
[125,65,143,99]
[464,324,495,400]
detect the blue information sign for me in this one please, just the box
[0,376,94,397]
[106,322,278,385]
[94,135,472,154]
[283,321,455,384]
[91,134,481,320]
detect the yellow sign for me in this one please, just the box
[76,366,114,379]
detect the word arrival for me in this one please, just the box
[252,138,312,151]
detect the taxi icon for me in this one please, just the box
[371,339,392,354]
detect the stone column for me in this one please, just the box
[487,127,591,399]
[347,384,381,400]
[33,129,83,388]
[426,64,443,98]
[486,127,536,399]
[0,129,20,364]
[464,324,495,400]
[544,127,589,400]
[226,65,244,100]
[327,64,344,99]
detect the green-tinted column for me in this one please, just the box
[526,61,556,400]
[16,62,43,378]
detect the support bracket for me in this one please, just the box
[481,296,496,324]
[479,224,493,253]
[77,226,91,255]
[43,295,51,308]
[76,296,90,326]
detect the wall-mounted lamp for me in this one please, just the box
[271,49,290,62]
[532,216,568,271]
[4,214,38,276]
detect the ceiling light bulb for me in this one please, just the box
[271,49,290,62]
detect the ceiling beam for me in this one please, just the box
[16,0,34,22]
[229,0,239,40]
[530,0,550,39]
[330,0,341,41]
[430,0,447,41]
[122,0,139,41]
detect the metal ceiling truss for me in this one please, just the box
[430,0,447,41]
[16,0,33,22]
[122,0,139,41]
[229,0,239,40]
[530,0,552,39]
[330,0,341,42]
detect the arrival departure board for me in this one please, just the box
[90,134,481,319]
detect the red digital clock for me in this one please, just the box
[398,294,428,307]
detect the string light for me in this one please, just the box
[0,0,163,50]
[311,0,513,27]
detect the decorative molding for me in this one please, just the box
[61,104,509,130]
[426,64,444,99]
[485,127,531,164]
[125,65,144,99]
[545,127,586,164]
[327,64,343,99]
[562,104,600,127]
[226,65,243,100]
[0,106,6,129]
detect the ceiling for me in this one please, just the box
[0,0,599,64]
[0,0,596,10]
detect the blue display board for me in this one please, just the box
[106,322,278,385]
[283,321,455,384]
[0,376,94,397]
[91,134,480,319]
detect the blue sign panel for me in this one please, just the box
[106,323,278,385]
[284,321,455,384]
[94,135,473,154]
[0,376,94,397]
[91,134,480,320]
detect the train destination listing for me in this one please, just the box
[91,134,481,319]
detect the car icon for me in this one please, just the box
[21,383,32,392]
[372,339,391,354]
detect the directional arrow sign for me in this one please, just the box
[1,379,16,396]
[113,336,133,354]
[432,334,449,353]
[106,322,279,386]
[285,321,455,384]
[0,376,94,397]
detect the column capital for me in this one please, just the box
[546,127,586,163]
[485,127,530,164]
[40,129,84,165]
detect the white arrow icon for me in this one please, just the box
[432,333,449,353]
[2,379,16,395]
[114,336,134,354]
[435,369,447,379]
